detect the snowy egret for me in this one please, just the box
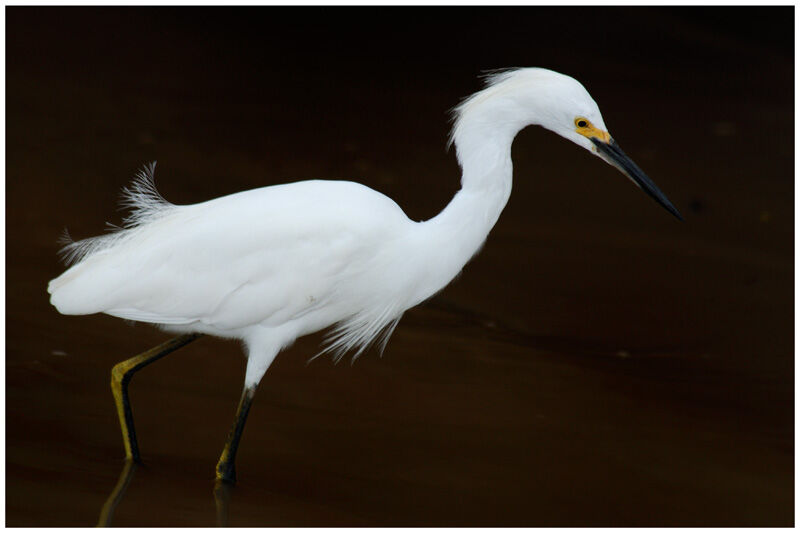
[48,68,681,484]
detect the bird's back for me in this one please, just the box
[48,177,415,340]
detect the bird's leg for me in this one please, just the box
[110,333,202,463]
[215,386,256,484]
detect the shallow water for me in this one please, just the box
[7,7,793,526]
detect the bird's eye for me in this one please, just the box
[576,118,589,128]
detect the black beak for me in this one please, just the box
[591,138,683,221]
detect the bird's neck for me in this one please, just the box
[409,115,520,304]
[428,145,514,253]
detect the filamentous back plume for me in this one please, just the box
[58,162,175,266]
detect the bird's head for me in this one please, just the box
[452,68,683,220]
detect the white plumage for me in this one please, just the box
[48,67,680,412]
[50,168,426,380]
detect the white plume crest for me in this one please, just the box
[447,67,524,151]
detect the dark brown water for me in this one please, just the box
[7,7,793,526]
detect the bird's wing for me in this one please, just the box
[49,180,413,332]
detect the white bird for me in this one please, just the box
[47,68,681,485]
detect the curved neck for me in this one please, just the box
[429,138,514,244]
[435,94,525,225]
[408,109,523,305]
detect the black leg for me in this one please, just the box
[215,386,256,484]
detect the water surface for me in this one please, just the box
[7,7,793,526]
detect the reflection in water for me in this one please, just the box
[97,460,137,527]
[96,460,235,527]
[214,480,233,527]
